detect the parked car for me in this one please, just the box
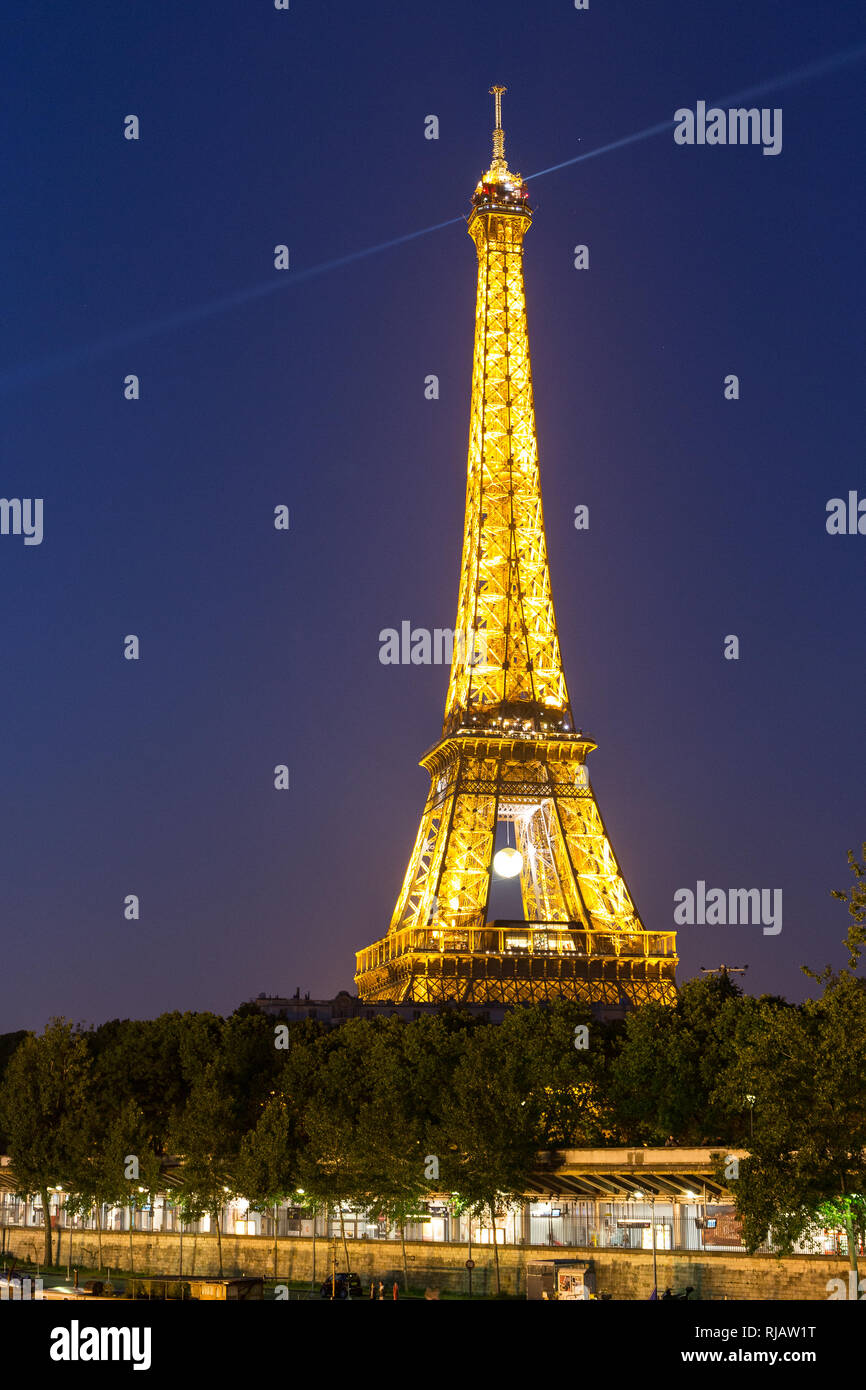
[319,1272,362,1300]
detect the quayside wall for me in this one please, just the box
[0,1227,847,1299]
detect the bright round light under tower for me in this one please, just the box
[493,846,523,878]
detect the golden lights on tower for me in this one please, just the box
[355,90,677,1008]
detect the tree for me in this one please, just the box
[235,1093,302,1279]
[608,974,755,1144]
[169,1064,239,1277]
[714,852,866,1290]
[87,1012,223,1156]
[436,1021,543,1295]
[217,1009,286,1138]
[496,1001,604,1148]
[830,842,866,966]
[293,1023,372,1278]
[0,1032,28,1151]
[414,1003,606,1294]
[0,1019,91,1266]
[65,1097,162,1272]
[351,1016,447,1290]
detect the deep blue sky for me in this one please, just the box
[2,1,864,1030]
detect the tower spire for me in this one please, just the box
[490,84,507,168]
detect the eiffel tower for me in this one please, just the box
[355,89,677,1008]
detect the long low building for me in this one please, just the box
[0,1148,850,1260]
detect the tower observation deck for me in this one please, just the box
[355,90,677,1008]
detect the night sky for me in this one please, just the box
[2,1,864,1031]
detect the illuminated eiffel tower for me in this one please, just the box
[355,89,677,1008]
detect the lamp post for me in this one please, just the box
[745,1094,756,1142]
[633,1190,657,1297]
[467,1217,473,1298]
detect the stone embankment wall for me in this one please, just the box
[0,1227,845,1299]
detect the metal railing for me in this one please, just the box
[357,922,676,975]
[2,1193,853,1262]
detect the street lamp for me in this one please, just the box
[137,1188,147,1235]
[745,1094,756,1142]
[632,1190,658,1298]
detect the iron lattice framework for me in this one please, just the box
[355,90,677,1008]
